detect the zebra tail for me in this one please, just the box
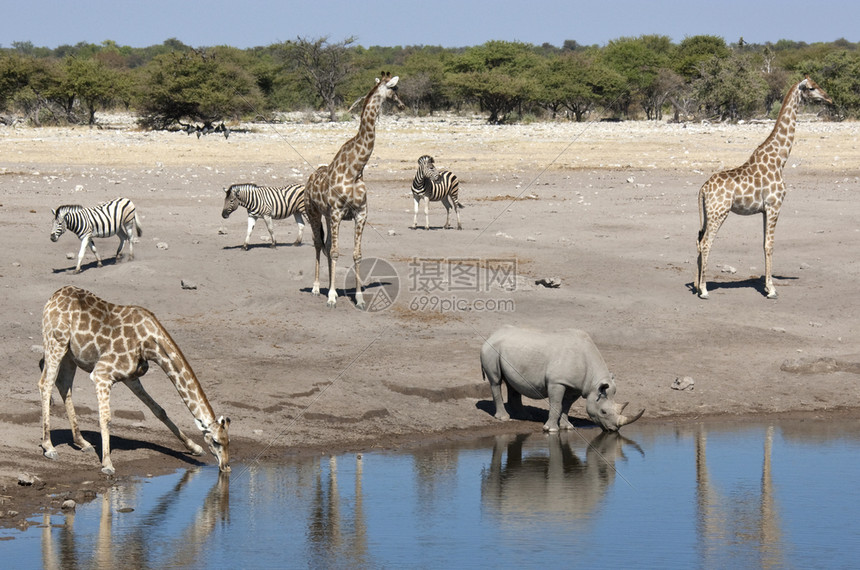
[134,212,143,237]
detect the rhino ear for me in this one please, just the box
[597,382,610,400]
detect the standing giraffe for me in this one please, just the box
[39,286,230,475]
[305,72,404,309]
[695,76,832,299]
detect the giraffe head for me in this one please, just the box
[50,205,81,241]
[201,415,231,472]
[374,72,406,111]
[798,76,833,106]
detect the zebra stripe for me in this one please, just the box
[221,183,306,249]
[411,155,463,230]
[50,197,142,273]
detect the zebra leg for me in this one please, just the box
[412,195,420,229]
[243,215,257,250]
[424,196,430,230]
[441,197,452,229]
[263,215,276,248]
[115,227,129,262]
[75,236,98,273]
[292,212,304,245]
[453,199,462,230]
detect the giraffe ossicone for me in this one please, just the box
[694,76,832,300]
[305,72,405,309]
[38,286,230,476]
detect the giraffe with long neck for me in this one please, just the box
[306,72,404,309]
[695,76,832,299]
[39,286,230,475]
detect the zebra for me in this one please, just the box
[50,197,143,274]
[221,183,306,249]
[411,155,463,230]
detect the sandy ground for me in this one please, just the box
[1,112,859,529]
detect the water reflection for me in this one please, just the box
[13,419,860,567]
[695,425,783,569]
[38,468,229,569]
[482,430,641,527]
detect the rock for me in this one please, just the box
[18,472,43,488]
[671,376,695,391]
[217,228,228,235]
[156,242,169,250]
[535,277,561,288]
[61,500,76,511]
[180,280,197,290]
[720,265,737,274]
[65,252,75,260]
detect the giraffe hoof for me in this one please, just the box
[101,466,115,476]
[43,448,59,461]
[698,292,709,300]
[767,291,778,299]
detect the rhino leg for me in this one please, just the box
[543,384,568,432]
[558,391,578,430]
[506,384,525,418]
[484,366,510,421]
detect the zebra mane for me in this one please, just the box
[53,204,84,217]
[226,183,259,194]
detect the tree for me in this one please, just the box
[446,41,542,123]
[137,48,263,130]
[63,57,126,125]
[540,51,624,121]
[601,35,673,119]
[290,36,356,121]
[693,53,768,121]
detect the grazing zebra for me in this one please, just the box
[411,155,463,230]
[221,183,306,249]
[50,197,143,274]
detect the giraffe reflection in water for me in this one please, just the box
[695,425,784,568]
[39,469,229,569]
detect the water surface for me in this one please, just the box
[5,419,860,568]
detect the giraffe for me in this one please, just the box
[38,285,230,476]
[305,72,404,309]
[695,76,832,299]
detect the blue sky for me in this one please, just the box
[5,0,858,49]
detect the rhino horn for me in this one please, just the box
[616,402,645,427]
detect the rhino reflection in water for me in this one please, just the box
[480,325,644,432]
[482,431,641,524]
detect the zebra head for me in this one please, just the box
[416,155,441,182]
[222,184,245,219]
[50,205,80,241]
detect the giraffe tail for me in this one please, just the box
[696,184,705,242]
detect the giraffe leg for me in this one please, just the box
[125,379,204,456]
[327,213,342,308]
[292,212,304,245]
[353,209,367,310]
[55,353,94,453]
[763,209,780,299]
[263,214,277,248]
[90,366,117,475]
[243,215,257,250]
[696,209,729,299]
[39,343,72,460]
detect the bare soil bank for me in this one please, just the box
[1,114,859,529]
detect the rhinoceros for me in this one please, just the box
[480,325,644,432]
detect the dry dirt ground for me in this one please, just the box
[1,112,859,529]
